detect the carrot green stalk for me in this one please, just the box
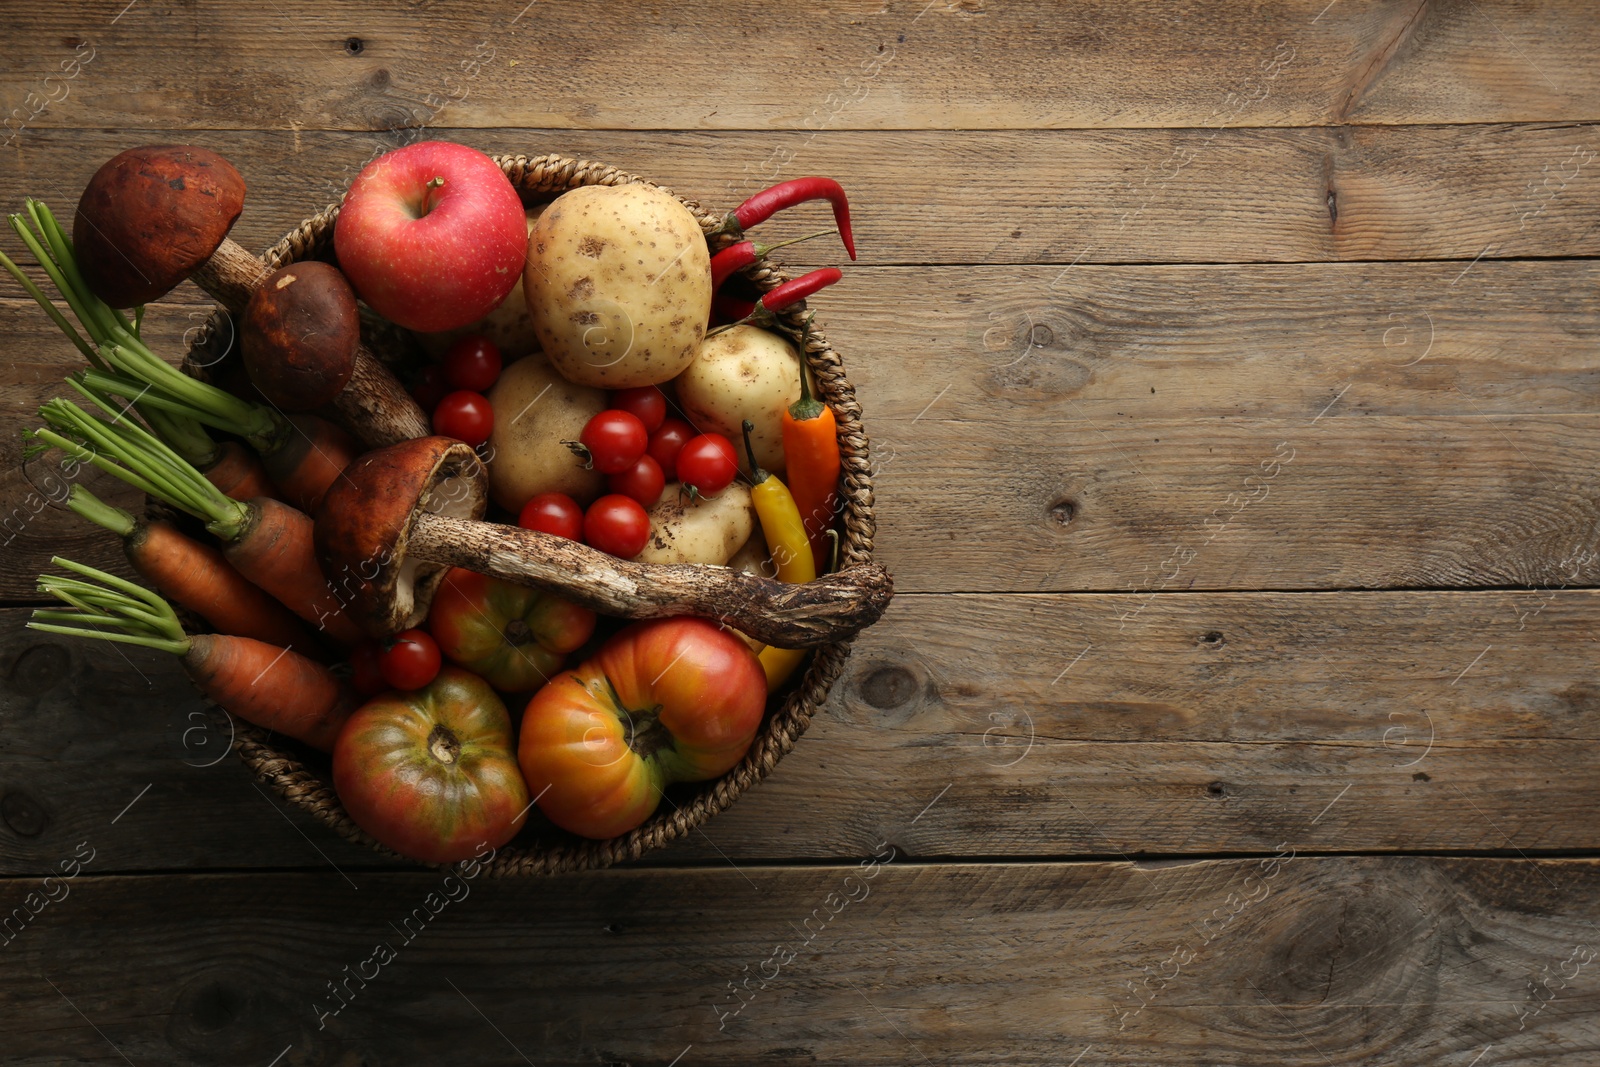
[29,559,357,752]
[31,393,364,646]
[66,485,324,655]
[0,199,354,511]
[780,316,841,575]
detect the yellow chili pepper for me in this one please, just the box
[742,420,815,691]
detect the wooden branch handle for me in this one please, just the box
[192,238,429,448]
[410,513,893,648]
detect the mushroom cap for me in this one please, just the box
[315,436,488,638]
[74,145,246,308]
[241,262,360,411]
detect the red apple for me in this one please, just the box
[335,141,528,333]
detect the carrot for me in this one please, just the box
[202,439,276,503]
[258,414,357,514]
[28,560,357,752]
[32,388,365,646]
[65,485,325,655]
[226,497,364,644]
[0,200,349,513]
[781,319,842,574]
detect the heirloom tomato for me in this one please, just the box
[427,568,595,692]
[518,617,767,839]
[333,667,529,864]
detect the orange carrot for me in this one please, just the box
[226,497,366,645]
[182,633,356,751]
[65,485,327,656]
[35,394,364,646]
[258,414,357,514]
[29,560,357,753]
[202,440,276,503]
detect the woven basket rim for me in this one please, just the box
[184,152,879,876]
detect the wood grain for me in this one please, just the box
[0,858,1596,1065]
[4,588,1599,873]
[5,253,1600,597]
[6,124,1600,265]
[4,1,1598,132]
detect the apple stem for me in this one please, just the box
[420,176,447,217]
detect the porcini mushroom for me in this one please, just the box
[316,437,894,645]
[242,262,361,411]
[73,145,427,447]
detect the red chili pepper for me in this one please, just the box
[710,268,842,333]
[759,268,843,315]
[722,178,856,260]
[709,228,839,290]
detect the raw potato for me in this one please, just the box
[636,482,755,566]
[676,325,808,473]
[418,207,546,360]
[485,353,607,511]
[523,184,711,388]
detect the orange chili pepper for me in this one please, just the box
[780,323,841,575]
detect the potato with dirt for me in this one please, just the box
[523,184,711,389]
[485,353,607,511]
[636,482,755,566]
[675,325,808,473]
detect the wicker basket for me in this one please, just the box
[180,154,879,875]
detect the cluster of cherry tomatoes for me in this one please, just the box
[412,334,502,447]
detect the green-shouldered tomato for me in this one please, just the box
[333,667,529,864]
[518,617,766,839]
[427,567,596,692]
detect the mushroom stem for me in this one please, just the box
[405,513,893,648]
[189,236,270,312]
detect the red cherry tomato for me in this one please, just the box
[518,492,585,542]
[411,364,450,413]
[609,386,667,433]
[677,433,739,497]
[350,641,388,697]
[579,410,648,475]
[607,454,665,509]
[444,335,503,392]
[584,494,651,558]
[646,417,695,481]
[380,629,443,691]
[433,390,494,447]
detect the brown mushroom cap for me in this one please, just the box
[74,145,246,308]
[241,262,361,411]
[314,436,488,638]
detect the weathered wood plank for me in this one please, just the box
[0,858,1596,1064]
[4,255,1600,597]
[5,124,1600,265]
[3,1,1597,132]
[4,588,1599,873]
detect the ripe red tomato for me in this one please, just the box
[518,492,584,542]
[607,454,665,509]
[579,410,648,474]
[428,568,595,692]
[350,641,388,698]
[379,628,442,690]
[432,390,494,447]
[609,386,666,433]
[677,433,739,497]
[444,334,503,391]
[584,494,651,558]
[519,618,767,839]
[334,667,529,863]
[646,417,695,481]
[411,364,450,412]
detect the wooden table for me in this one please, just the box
[3,2,1599,1063]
